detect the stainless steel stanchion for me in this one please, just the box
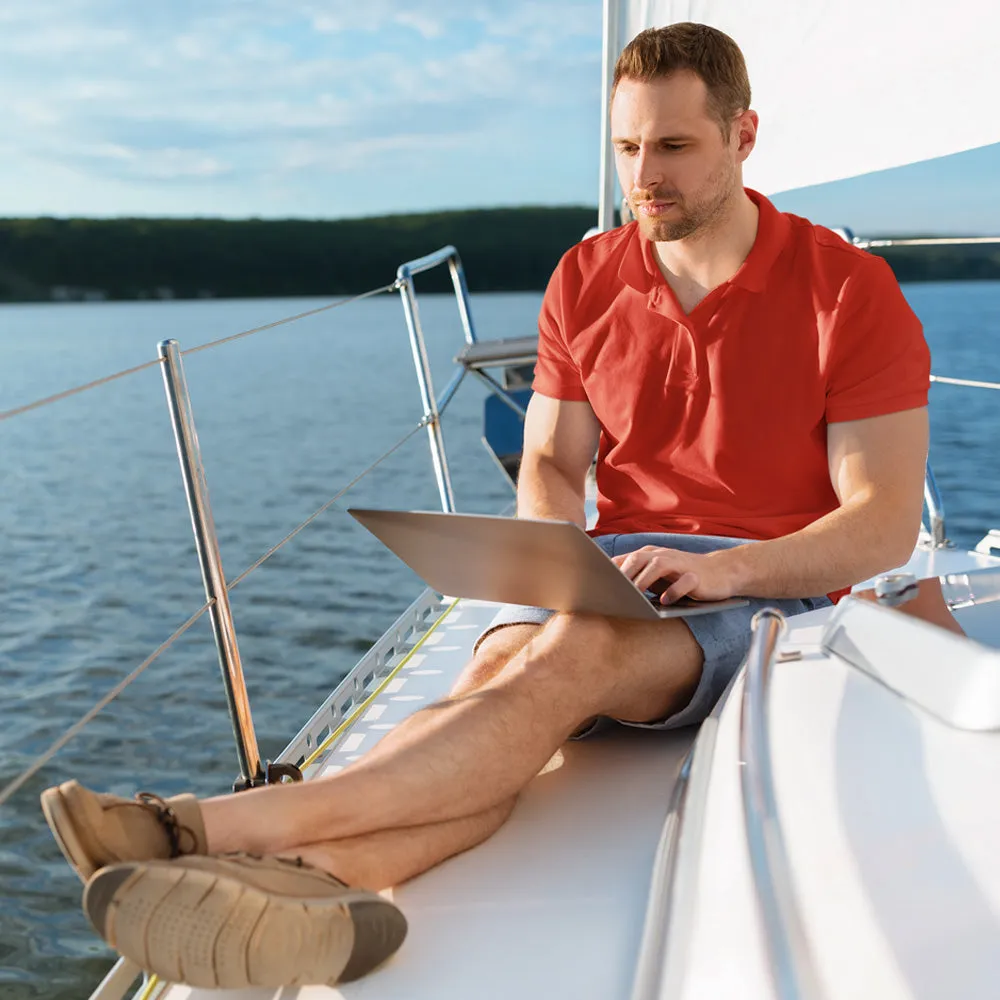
[396,274,456,513]
[158,338,265,789]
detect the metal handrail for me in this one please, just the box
[433,367,468,422]
[923,463,948,549]
[395,245,479,513]
[739,609,825,1000]
[468,368,529,418]
[919,373,1000,549]
[858,236,1000,249]
[931,374,1000,391]
[919,372,1000,547]
[630,749,693,1000]
[630,670,736,1000]
[396,245,478,346]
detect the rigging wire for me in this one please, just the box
[0,418,425,808]
[0,603,213,808]
[180,281,398,358]
[0,358,164,424]
[226,421,425,590]
[0,282,399,426]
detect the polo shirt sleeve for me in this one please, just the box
[825,256,931,423]
[532,254,589,402]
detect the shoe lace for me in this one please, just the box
[236,851,347,886]
[108,792,199,858]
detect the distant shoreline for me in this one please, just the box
[2,208,998,303]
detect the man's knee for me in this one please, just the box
[509,613,622,694]
[513,612,702,719]
[450,623,542,696]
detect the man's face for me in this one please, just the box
[611,71,751,242]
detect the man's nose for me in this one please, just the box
[633,147,661,193]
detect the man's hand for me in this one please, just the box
[617,409,929,602]
[612,545,741,604]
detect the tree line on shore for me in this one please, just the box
[0,207,998,303]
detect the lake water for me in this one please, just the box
[2,283,1000,998]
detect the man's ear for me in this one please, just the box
[735,109,759,159]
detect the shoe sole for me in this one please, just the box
[84,861,407,988]
[40,782,95,881]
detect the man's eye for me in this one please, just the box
[616,145,638,156]
[663,144,685,152]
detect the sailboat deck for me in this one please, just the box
[149,543,1000,1000]
[162,595,695,1000]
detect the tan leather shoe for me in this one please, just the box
[83,853,407,988]
[40,780,206,881]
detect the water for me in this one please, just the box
[1,283,999,997]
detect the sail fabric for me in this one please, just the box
[618,1,1000,194]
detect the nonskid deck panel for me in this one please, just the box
[306,596,507,778]
[278,588,457,777]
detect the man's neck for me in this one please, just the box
[651,190,760,312]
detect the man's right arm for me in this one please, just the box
[516,392,601,528]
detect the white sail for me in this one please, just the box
[612,0,1000,196]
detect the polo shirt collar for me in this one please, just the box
[617,223,657,293]
[617,188,791,294]
[732,189,791,291]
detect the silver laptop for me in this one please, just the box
[348,508,748,621]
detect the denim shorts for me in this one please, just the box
[475,532,832,733]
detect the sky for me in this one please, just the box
[2,0,999,235]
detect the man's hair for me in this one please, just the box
[612,23,751,135]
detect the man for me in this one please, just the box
[40,22,930,990]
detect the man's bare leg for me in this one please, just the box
[271,629,533,888]
[327,623,541,772]
[449,623,543,697]
[287,798,517,890]
[200,614,702,856]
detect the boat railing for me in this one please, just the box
[395,245,477,512]
[0,260,509,809]
[2,235,549,809]
[739,609,826,1000]
[855,234,1000,552]
[921,372,1000,550]
[5,253,1000,803]
[0,249,526,1000]
[394,244,534,510]
[923,461,947,549]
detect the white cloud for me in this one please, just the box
[0,0,603,216]
[393,11,446,40]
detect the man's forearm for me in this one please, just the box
[721,493,921,598]
[516,454,587,527]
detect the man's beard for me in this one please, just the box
[631,161,739,243]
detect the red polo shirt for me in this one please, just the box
[533,190,930,541]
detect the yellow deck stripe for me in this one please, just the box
[298,598,460,773]
[133,974,160,1000]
